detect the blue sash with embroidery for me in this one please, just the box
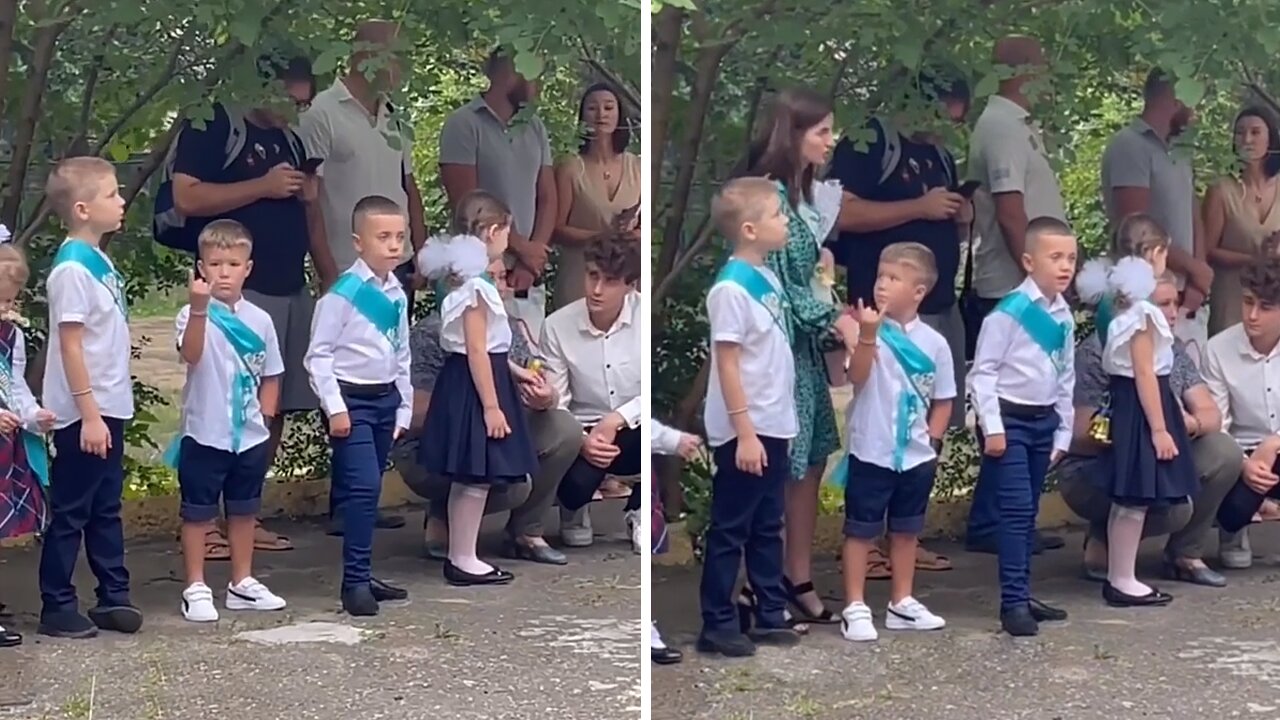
[879,322,936,472]
[331,272,404,351]
[1095,295,1116,345]
[997,291,1070,374]
[0,346,48,487]
[715,259,790,340]
[52,241,128,319]
[163,303,267,467]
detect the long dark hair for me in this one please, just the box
[1234,106,1280,178]
[577,83,632,154]
[747,87,832,209]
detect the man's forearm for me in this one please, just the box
[837,195,923,233]
[407,176,428,252]
[996,207,1029,261]
[531,190,556,248]
[306,201,339,285]
[174,177,264,218]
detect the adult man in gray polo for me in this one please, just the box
[438,48,557,337]
[1101,69,1213,318]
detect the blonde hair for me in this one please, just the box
[1112,213,1170,260]
[198,219,253,256]
[0,244,31,294]
[45,156,116,223]
[881,241,938,292]
[711,177,778,242]
[451,190,511,237]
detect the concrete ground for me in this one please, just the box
[0,504,639,719]
[654,522,1280,720]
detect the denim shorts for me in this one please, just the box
[842,454,936,539]
[177,437,269,522]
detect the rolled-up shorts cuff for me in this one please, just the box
[887,513,926,536]
[180,502,221,524]
[843,518,885,540]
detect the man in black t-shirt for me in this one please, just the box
[171,56,338,551]
[827,75,972,428]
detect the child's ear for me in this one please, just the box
[1020,252,1035,274]
[244,259,254,277]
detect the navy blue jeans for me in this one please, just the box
[699,436,788,633]
[329,389,399,590]
[39,418,130,614]
[975,412,1057,612]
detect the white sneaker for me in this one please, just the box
[885,596,946,631]
[840,601,877,642]
[1220,528,1253,569]
[561,506,593,547]
[624,509,642,555]
[182,582,219,623]
[225,577,287,612]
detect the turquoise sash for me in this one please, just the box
[879,322,936,472]
[1095,295,1116,345]
[331,272,405,351]
[997,291,1071,374]
[163,302,267,466]
[52,241,127,319]
[0,347,47,487]
[715,258,790,341]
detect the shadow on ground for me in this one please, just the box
[654,523,1280,720]
[0,505,639,719]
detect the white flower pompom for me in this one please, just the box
[1075,258,1112,304]
[450,235,490,280]
[1109,256,1157,302]
[416,234,454,280]
[416,233,490,281]
[810,179,844,241]
[0,224,12,244]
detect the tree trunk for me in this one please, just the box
[0,0,16,121]
[650,6,683,193]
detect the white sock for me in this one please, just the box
[447,483,493,575]
[1106,504,1151,596]
[651,622,666,650]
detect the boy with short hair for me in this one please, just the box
[38,156,138,638]
[839,242,954,642]
[968,216,1078,636]
[305,194,412,616]
[175,219,287,622]
[698,176,805,657]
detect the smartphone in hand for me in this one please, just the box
[300,157,324,174]
[954,180,981,199]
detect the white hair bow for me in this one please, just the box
[0,224,13,244]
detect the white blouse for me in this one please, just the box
[440,277,512,354]
[1102,300,1175,377]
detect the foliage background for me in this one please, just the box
[651,0,1280,527]
[1,0,638,496]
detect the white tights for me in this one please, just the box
[1106,504,1151,596]
[447,484,492,575]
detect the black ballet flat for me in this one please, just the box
[444,561,515,587]
[1102,582,1173,608]
[652,646,683,665]
[782,577,839,625]
[0,625,20,648]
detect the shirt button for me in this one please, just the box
[606,364,611,369]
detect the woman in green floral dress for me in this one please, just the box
[742,87,855,624]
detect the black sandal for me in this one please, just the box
[783,577,839,624]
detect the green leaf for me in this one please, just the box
[230,17,260,45]
[314,47,345,75]
[1174,77,1205,106]
[514,51,545,80]
[974,71,999,98]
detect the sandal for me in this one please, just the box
[203,529,231,562]
[253,521,294,552]
[782,577,840,624]
[598,478,632,499]
[913,545,953,572]
[1257,499,1280,523]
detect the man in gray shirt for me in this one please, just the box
[1101,69,1213,313]
[438,48,557,335]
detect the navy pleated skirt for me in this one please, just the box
[419,352,537,486]
[1095,374,1197,507]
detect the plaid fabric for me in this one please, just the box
[0,321,45,539]
[651,476,668,555]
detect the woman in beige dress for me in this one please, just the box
[552,83,640,309]
[1205,107,1280,336]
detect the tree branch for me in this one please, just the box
[576,36,638,112]
[93,33,186,155]
[650,5,684,189]
[0,0,16,121]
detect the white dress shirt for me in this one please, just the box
[849,317,955,471]
[7,329,43,432]
[440,278,512,354]
[304,259,412,430]
[1101,301,1175,376]
[703,271,797,448]
[967,277,1075,452]
[176,298,284,453]
[43,240,134,428]
[540,292,641,429]
[1202,323,1280,452]
[652,420,685,457]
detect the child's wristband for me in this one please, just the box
[70,388,92,397]
[726,407,749,416]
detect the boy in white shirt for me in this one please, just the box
[174,220,287,622]
[37,157,138,639]
[305,195,412,616]
[839,242,954,642]
[699,177,808,657]
[967,216,1078,636]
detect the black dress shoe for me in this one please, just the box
[696,629,756,657]
[38,610,99,639]
[747,625,801,646]
[370,578,408,602]
[1102,582,1173,607]
[342,585,379,617]
[501,538,568,566]
[1000,606,1039,637]
[1029,598,1068,622]
[967,535,1053,556]
[0,625,20,648]
[652,646,683,664]
[443,561,515,587]
[376,512,406,530]
[88,604,143,634]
